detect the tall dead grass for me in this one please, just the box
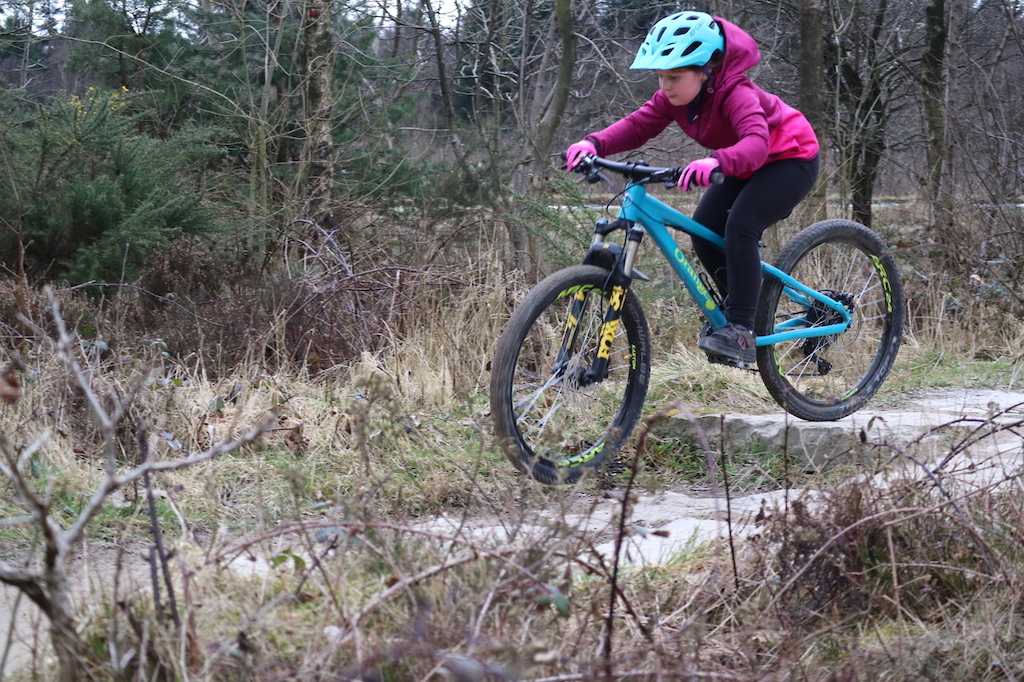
[18,396,1020,681]
[1,201,1024,679]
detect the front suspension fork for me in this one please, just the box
[559,221,644,385]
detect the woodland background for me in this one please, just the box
[1,0,1024,680]
[1,0,1022,370]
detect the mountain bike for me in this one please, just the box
[489,154,905,484]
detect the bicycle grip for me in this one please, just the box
[710,170,725,185]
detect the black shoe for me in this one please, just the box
[699,295,728,341]
[698,323,756,363]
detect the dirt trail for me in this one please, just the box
[0,542,152,675]
[426,387,1024,567]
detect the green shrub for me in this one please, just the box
[0,87,216,284]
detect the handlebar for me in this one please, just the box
[565,153,725,188]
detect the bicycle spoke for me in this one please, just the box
[757,220,904,421]
[490,266,651,482]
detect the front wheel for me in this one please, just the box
[489,265,651,484]
[755,219,905,421]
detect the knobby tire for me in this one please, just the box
[755,219,905,421]
[490,265,651,484]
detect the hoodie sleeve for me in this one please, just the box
[709,80,771,177]
[584,93,675,157]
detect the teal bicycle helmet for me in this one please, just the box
[630,11,724,70]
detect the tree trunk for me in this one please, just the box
[529,0,575,170]
[923,0,955,241]
[3,567,88,681]
[49,602,87,682]
[799,0,827,221]
[301,0,336,228]
[851,141,882,228]
[829,0,894,229]
[922,0,946,204]
[516,0,575,276]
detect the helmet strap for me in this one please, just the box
[687,70,715,122]
[700,67,716,95]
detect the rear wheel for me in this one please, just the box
[755,219,904,421]
[489,265,651,484]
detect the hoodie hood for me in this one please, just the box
[714,17,761,78]
[685,17,760,123]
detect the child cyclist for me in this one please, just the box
[565,11,820,365]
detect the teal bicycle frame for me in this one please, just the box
[617,181,853,347]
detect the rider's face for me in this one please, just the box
[656,68,707,106]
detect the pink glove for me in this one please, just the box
[678,158,720,191]
[565,140,597,171]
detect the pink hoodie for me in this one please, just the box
[585,18,819,179]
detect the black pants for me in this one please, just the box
[691,154,820,331]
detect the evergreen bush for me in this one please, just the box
[0,87,215,284]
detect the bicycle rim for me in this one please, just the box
[490,266,651,484]
[756,220,904,421]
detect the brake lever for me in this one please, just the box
[659,168,682,189]
[587,170,618,193]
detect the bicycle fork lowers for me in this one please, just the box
[558,218,644,386]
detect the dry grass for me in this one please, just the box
[1,204,1024,680]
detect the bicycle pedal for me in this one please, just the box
[705,353,756,372]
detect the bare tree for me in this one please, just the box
[929,0,1024,284]
[0,288,271,681]
[421,0,493,200]
[512,0,575,196]
[418,0,577,268]
[824,0,918,227]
